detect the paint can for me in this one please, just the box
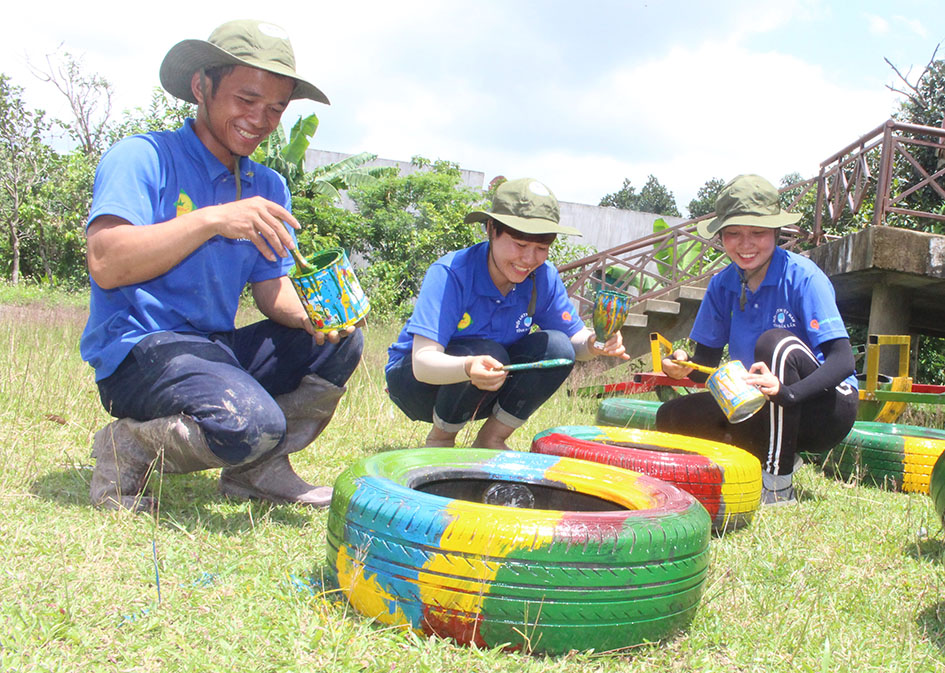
[290,248,370,332]
[706,360,766,423]
[592,289,631,342]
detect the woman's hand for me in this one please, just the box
[745,361,781,398]
[661,349,694,380]
[587,330,630,360]
[466,355,507,391]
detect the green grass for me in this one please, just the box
[3,289,945,671]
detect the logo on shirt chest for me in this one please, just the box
[175,191,194,216]
[771,308,797,329]
[514,312,534,334]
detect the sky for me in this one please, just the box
[4,0,945,213]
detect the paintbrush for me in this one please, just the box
[501,358,574,372]
[670,359,718,375]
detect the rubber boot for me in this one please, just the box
[761,470,797,506]
[219,374,345,507]
[90,415,225,513]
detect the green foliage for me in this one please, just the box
[0,75,57,285]
[346,157,487,319]
[604,217,711,295]
[107,87,194,145]
[252,113,319,191]
[687,177,725,218]
[599,174,681,216]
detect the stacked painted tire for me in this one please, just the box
[532,425,761,532]
[596,398,661,430]
[325,448,711,655]
[817,422,945,494]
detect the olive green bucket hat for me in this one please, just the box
[464,178,582,236]
[696,174,802,238]
[159,19,329,105]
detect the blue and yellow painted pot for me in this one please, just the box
[290,248,369,332]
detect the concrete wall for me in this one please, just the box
[559,201,686,252]
[303,148,681,253]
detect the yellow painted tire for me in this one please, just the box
[325,448,711,655]
[532,425,762,532]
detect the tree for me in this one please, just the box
[687,177,725,219]
[599,174,680,216]
[108,88,194,143]
[346,157,486,318]
[31,49,113,157]
[0,76,56,285]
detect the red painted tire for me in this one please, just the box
[325,448,711,655]
[532,425,761,532]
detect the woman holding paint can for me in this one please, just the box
[385,178,629,450]
[657,174,858,505]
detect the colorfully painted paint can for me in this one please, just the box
[592,289,631,342]
[290,248,370,332]
[706,360,766,423]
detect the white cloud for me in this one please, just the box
[865,13,890,36]
[894,15,930,39]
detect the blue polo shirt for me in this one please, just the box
[386,241,584,371]
[691,246,857,388]
[80,118,294,381]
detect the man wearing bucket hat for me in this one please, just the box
[385,178,629,450]
[657,174,858,505]
[80,19,363,512]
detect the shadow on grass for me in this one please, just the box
[903,536,945,564]
[31,467,312,531]
[918,602,945,654]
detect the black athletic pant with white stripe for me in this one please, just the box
[656,328,858,476]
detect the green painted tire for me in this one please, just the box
[816,423,945,494]
[325,448,711,655]
[596,398,661,430]
[930,452,945,527]
[532,425,761,533]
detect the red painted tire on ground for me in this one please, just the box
[325,448,711,655]
[532,425,761,533]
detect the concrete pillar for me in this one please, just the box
[866,281,912,376]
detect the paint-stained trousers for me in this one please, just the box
[96,320,363,465]
[656,328,858,475]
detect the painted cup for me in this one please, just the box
[592,289,631,343]
[706,360,766,423]
[290,248,370,332]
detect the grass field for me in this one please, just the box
[3,288,945,672]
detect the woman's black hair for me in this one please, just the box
[488,219,557,245]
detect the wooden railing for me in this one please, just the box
[561,119,945,318]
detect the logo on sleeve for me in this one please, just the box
[457,313,472,330]
[562,311,572,322]
[810,319,819,330]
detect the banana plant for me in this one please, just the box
[606,218,707,296]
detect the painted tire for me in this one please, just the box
[532,425,761,532]
[930,452,945,528]
[596,398,661,430]
[816,423,945,494]
[325,448,711,655]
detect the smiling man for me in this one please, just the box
[81,20,363,512]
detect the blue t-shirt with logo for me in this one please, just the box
[690,246,857,389]
[80,118,294,381]
[386,241,584,372]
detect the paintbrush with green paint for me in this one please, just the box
[501,358,574,372]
